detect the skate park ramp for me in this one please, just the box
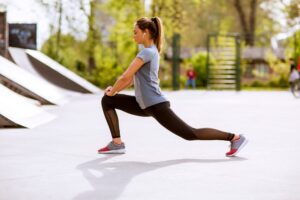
[8,47,81,97]
[0,55,69,105]
[10,47,100,94]
[0,84,56,128]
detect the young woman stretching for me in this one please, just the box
[99,17,248,157]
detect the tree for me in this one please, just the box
[232,0,259,46]
[150,0,187,46]
[37,0,64,60]
[286,0,300,65]
[39,0,288,89]
[261,0,300,62]
[56,0,63,58]
[80,0,101,73]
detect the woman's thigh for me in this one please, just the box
[144,102,195,139]
[102,94,149,117]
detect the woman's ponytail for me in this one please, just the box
[136,17,164,53]
[151,17,163,53]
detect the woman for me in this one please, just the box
[99,17,248,157]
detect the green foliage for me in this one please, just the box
[267,57,289,88]
[104,0,144,67]
[284,30,300,67]
[184,51,208,87]
[90,45,122,86]
[85,0,146,87]
[286,0,300,20]
[40,0,296,90]
[41,34,87,74]
[158,58,172,88]
[293,31,300,66]
[41,0,146,88]
[260,52,289,88]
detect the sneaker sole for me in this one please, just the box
[226,139,248,157]
[98,149,126,154]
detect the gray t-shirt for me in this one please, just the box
[134,44,167,109]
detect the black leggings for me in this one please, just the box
[101,94,234,141]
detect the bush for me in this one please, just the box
[250,80,267,87]
[183,51,208,87]
[267,75,289,88]
[266,51,289,88]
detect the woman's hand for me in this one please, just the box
[104,86,115,96]
[102,58,143,97]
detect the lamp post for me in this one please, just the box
[172,32,180,90]
[0,4,8,58]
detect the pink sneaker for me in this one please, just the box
[98,141,126,154]
[226,135,248,157]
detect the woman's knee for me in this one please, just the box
[101,95,112,108]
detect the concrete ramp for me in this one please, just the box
[8,47,81,97]
[8,47,41,77]
[24,49,100,94]
[0,55,69,105]
[0,84,56,128]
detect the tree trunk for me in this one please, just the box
[87,0,96,73]
[56,0,63,59]
[233,0,257,46]
[233,0,248,35]
[249,0,257,46]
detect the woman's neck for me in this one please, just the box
[143,40,154,48]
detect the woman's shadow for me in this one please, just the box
[73,155,246,200]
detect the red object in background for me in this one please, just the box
[186,69,196,79]
[298,57,300,71]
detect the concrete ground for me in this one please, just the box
[1,90,300,200]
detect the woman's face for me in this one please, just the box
[133,25,145,44]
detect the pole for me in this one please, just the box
[172,33,180,90]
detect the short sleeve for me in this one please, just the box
[137,49,153,63]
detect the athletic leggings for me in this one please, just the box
[101,94,234,141]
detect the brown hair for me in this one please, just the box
[136,17,164,53]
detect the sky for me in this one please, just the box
[0,0,153,50]
[0,0,51,48]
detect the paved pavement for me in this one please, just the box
[1,90,300,200]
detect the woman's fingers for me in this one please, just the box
[105,86,112,93]
[106,90,114,96]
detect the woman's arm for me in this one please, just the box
[115,77,134,92]
[106,58,144,96]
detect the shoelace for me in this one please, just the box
[229,137,240,148]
